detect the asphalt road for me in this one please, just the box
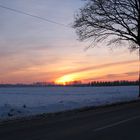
[0,101,140,140]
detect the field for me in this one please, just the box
[0,86,139,120]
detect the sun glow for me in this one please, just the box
[55,75,75,85]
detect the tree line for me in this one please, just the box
[0,80,139,87]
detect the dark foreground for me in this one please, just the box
[0,101,140,140]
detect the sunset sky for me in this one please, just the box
[0,0,139,84]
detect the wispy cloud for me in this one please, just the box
[84,71,139,82]
[57,59,139,76]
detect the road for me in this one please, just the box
[0,101,140,140]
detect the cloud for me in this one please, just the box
[58,59,139,76]
[124,71,139,76]
[84,71,139,82]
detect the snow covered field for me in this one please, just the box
[0,86,139,120]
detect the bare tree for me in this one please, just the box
[73,0,140,50]
[73,0,140,96]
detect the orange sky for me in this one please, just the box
[55,59,139,84]
[0,52,139,84]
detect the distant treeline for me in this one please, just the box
[88,80,139,87]
[0,80,139,87]
[64,80,139,87]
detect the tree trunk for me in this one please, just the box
[139,47,140,98]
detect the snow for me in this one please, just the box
[0,86,139,120]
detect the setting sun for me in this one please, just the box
[55,75,75,85]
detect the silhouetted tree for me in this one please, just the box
[73,0,140,50]
[73,0,140,96]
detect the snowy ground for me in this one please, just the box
[0,86,139,120]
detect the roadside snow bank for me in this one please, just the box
[0,86,138,120]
